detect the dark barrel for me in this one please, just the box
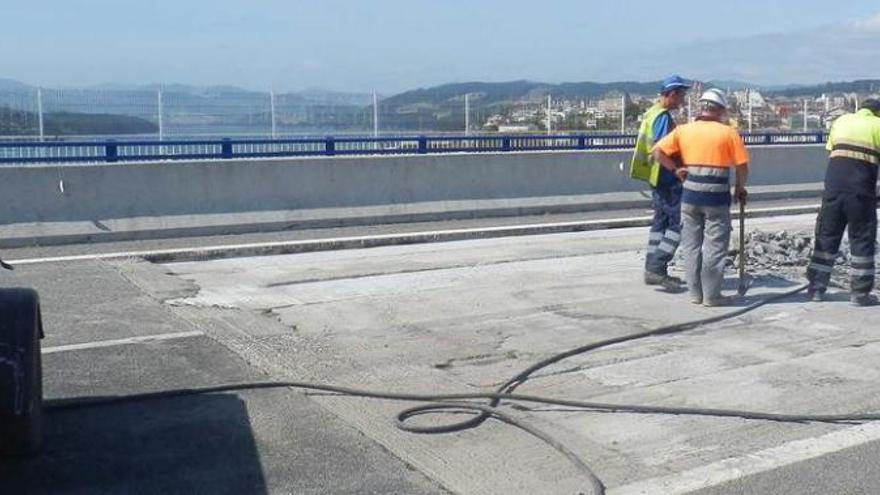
[0,288,44,457]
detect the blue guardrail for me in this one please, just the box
[0,132,827,165]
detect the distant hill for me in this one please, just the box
[378,80,666,131]
[765,79,880,97]
[382,80,661,108]
[0,78,31,91]
[0,106,158,136]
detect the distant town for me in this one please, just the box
[483,86,864,133]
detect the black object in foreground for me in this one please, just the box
[0,288,44,457]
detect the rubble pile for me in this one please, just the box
[730,230,814,271]
[670,229,878,290]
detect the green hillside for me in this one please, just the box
[0,107,158,136]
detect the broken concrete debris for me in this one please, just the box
[669,229,878,291]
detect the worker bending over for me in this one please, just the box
[653,89,749,306]
[806,99,880,306]
[630,75,691,289]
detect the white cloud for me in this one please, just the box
[854,12,880,31]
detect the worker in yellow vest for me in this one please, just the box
[630,75,690,289]
[806,99,880,306]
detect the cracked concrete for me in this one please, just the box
[144,212,880,494]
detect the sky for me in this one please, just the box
[2,0,879,93]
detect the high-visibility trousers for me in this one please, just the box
[806,193,877,295]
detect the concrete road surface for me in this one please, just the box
[4,212,880,494]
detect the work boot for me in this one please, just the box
[806,289,825,302]
[644,272,684,288]
[644,271,666,286]
[851,293,878,307]
[703,295,737,307]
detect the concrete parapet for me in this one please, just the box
[0,146,827,246]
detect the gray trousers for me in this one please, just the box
[681,203,731,301]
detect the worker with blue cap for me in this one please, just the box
[630,75,691,289]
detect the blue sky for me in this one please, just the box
[2,0,878,92]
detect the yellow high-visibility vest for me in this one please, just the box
[825,108,880,165]
[629,102,667,187]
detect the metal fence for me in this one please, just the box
[0,132,827,165]
[1,86,846,142]
[0,87,377,140]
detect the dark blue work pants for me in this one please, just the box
[645,183,683,276]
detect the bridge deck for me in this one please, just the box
[4,212,879,494]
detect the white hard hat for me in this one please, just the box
[699,88,728,110]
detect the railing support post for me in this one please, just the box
[325,136,336,156]
[221,138,232,159]
[577,135,587,150]
[501,136,511,152]
[105,140,118,163]
[417,136,428,154]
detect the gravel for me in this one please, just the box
[670,229,879,291]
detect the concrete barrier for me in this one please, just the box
[0,145,827,246]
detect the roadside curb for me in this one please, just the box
[9,204,821,265]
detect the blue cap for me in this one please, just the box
[660,75,691,94]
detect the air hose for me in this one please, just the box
[49,282,880,495]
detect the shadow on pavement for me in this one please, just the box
[1,393,267,495]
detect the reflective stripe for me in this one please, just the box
[812,250,837,261]
[850,267,876,277]
[664,230,681,242]
[647,246,658,254]
[809,262,833,273]
[851,255,875,263]
[688,166,731,178]
[684,181,730,193]
[649,231,664,241]
[658,241,677,254]
[830,149,879,165]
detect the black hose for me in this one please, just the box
[48,283,854,495]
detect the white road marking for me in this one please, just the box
[42,330,204,354]
[7,205,820,266]
[611,422,880,495]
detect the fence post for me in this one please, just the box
[270,90,277,139]
[221,138,233,159]
[577,135,587,150]
[105,140,118,163]
[325,136,336,156]
[417,136,428,154]
[157,88,164,141]
[36,88,44,142]
[501,136,511,152]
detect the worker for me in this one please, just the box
[806,98,880,306]
[653,89,749,306]
[630,75,690,289]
